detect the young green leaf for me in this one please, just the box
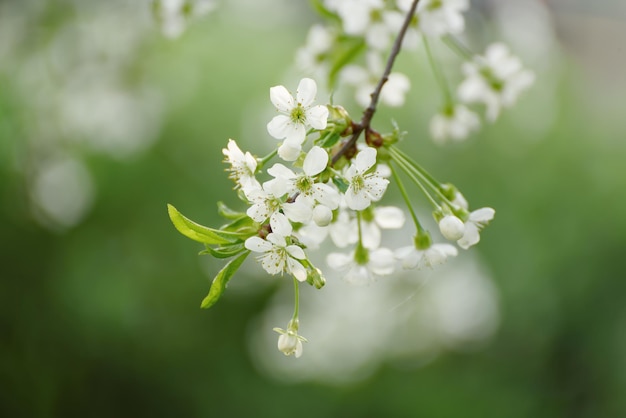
[217,201,245,220]
[168,204,239,245]
[200,243,246,259]
[200,251,250,309]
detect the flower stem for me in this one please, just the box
[390,161,425,235]
[292,277,300,321]
[258,148,278,170]
[423,35,453,107]
[331,0,421,166]
[442,35,474,60]
[391,153,441,210]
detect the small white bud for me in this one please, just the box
[439,215,465,241]
[312,205,333,227]
[277,332,303,358]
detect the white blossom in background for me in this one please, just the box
[415,0,468,37]
[245,213,308,281]
[326,247,396,284]
[343,147,390,211]
[30,156,95,229]
[341,52,410,108]
[296,24,335,78]
[395,243,458,270]
[1,1,168,230]
[267,78,329,161]
[222,139,261,192]
[361,206,406,249]
[458,43,535,122]
[153,0,216,38]
[249,256,499,383]
[430,104,480,144]
[457,207,495,249]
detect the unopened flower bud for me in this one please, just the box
[277,332,303,358]
[312,205,333,226]
[439,215,465,241]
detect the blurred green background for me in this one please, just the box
[1,1,626,417]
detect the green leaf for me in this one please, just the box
[217,201,245,220]
[200,243,246,259]
[167,204,239,245]
[332,177,349,194]
[309,0,340,21]
[317,131,342,148]
[221,216,258,235]
[200,251,250,309]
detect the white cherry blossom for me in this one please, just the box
[244,182,311,224]
[267,78,329,161]
[222,139,260,192]
[360,206,406,249]
[296,24,335,78]
[326,247,396,285]
[416,0,468,37]
[344,147,389,211]
[245,213,308,281]
[430,105,480,144]
[458,43,535,122]
[395,243,458,269]
[341,52,410,108]
[273,320,307,358]
[266,146,340,212]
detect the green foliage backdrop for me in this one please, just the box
[1,1,626,417]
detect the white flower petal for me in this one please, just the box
[364,176,389,202]
[303,146,328,176]
[345,188,370,211]
[361,221,381,250]
[374,206,405,229]
[439,215,465,241]
[296,78,317,108]
[354,147,377,173]
[326,252,352,271]
[470,207,495,223]
[269,85,294,113]
[277,142,301,162]
[457,223,480,249]
[245,237,272,253]
[287,257,307,282]
[267,115,292,140]
[305,105,329,130]
[270,212,292,237]
[286,245,306,260]
[311,183,340,209]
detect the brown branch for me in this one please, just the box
[331,0,420,166]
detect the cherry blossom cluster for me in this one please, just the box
[297,0,534,144]
[168,0,532,359]
[169,77,495,358]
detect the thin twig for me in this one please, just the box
[331,0,420,166]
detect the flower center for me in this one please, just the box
[295,175,313,194]
[427,0,443,11]
[351,174,365,193]
[290,104,306,124]
[480,68,504,91]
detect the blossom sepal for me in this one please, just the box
[200,251,250,309]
